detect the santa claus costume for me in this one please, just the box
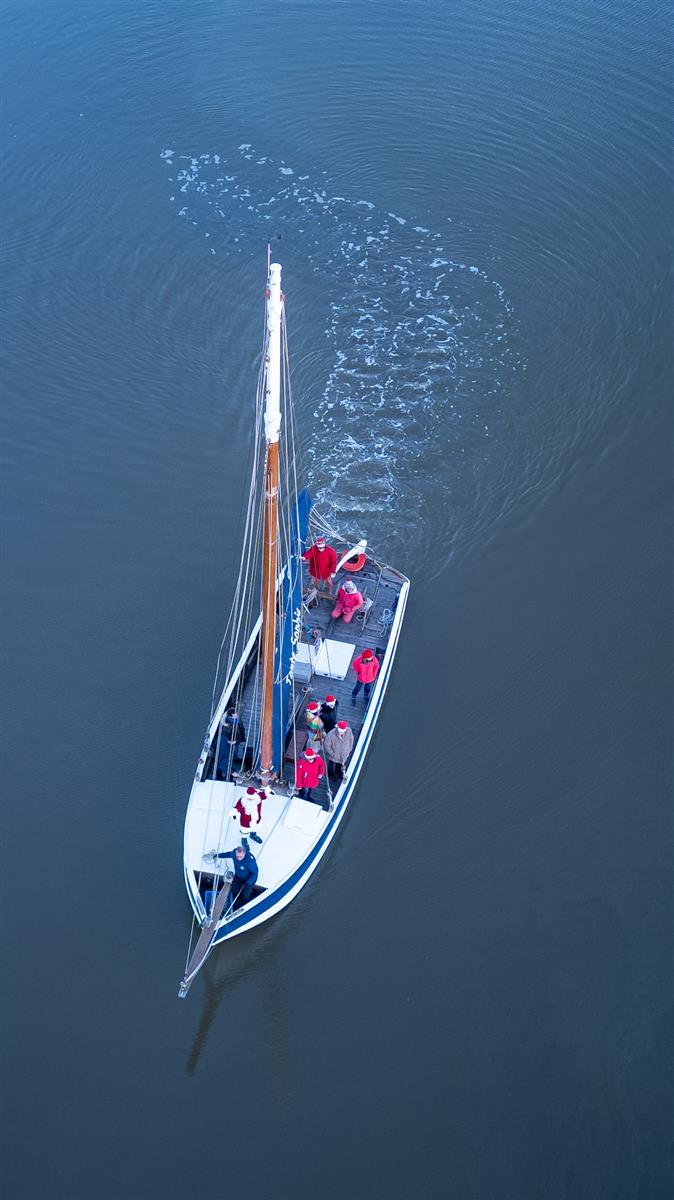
[232,785,266,844]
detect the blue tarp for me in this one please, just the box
[272,488,312,773]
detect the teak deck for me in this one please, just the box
[207,554,404,809]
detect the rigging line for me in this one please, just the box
[238,550,265,777]
[210,434,263,775]
[210,411,262,718]
[248,440,267,711]
[275,504,296,778]
[320,739,333,807]
[220,393,260,659]
[281,322,303,532]
[220,359,266,691]
[276,554,297,758]
[202,366,266,876]
[244,790,294,867]
[312,508,385,572]
[282,310,303,525]
[235,449,265,693]
[281,312,305,779]
[195,783,226,892]
[183,910,199,974]
[188,785,230,961]
[221,316,266,677]
[212,718,224,783]
[274,441,298,768]
[207,646,262,857]
[255,442,277,769]
[210,337,266,716]
[211,789,237,870]
[228,475,265,776]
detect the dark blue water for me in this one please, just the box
[2,2,671,1197]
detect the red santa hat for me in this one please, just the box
[336,721,348,732]
[306,701,320,714]
[325,695,336,706]
[362,648,373,660]
[246,786,257,796]
[304,746,317,759]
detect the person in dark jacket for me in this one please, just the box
[320,694,339,733]
[216,707,246,778]
[212,843,258,912]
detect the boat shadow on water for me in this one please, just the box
[184,914,303,1102]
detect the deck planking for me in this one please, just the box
[210,556,404,809]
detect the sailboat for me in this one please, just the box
[178,260,410,996]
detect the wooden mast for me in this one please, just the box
[260,262,283,784]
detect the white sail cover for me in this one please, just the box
[264,262,283,443]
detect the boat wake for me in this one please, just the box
[160,143,523,582]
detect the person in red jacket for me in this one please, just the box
[303,536,337,590]
[351,647,380,705]
[331,579,364,623]
[295,745,325,800]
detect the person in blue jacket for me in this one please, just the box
[212,843,258,912]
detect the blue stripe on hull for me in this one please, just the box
[205,579,410,944]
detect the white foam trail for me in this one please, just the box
[160,142,522,576]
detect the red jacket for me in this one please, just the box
[336,585,363,611]
[352,651,380,684]
[303,544,337,580]
[296,755,325,790]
